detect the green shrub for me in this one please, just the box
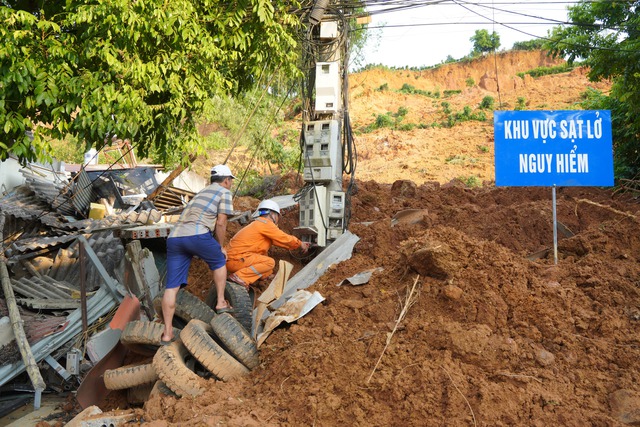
[512,39,545,51]
[465,77,475,87]
[375,113,394,128]
[479,96,495,109]
[516,63,575,78]
[395,106,408,119]
[461,176,481,187]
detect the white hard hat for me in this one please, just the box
[252,199,281,218]
[210,164,236,179]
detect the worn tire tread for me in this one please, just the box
[120,320,180,355]
[152,340,206,397]
[180,319,249,381]
[206,281,253,333]
[154,289,216,325]
[104,362,157,390]
[210,313,259,370]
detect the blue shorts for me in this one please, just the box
[166,233,226,289]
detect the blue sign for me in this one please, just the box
[494,110,613,187]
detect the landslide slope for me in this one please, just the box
[136,52,640,427]
[349,50,611,185]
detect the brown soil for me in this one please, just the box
[113,52,640,426]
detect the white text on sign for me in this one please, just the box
[504,118,604,140]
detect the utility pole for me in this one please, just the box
[296,1,354,247]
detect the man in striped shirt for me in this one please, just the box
[161,164,235,343]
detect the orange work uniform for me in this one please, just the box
[225,217,302,285]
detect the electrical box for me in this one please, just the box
[297,185,327,247]
[303,120,340,183]
[66,349,82,375]
[315,62,341,114]
[320,21,338,39]
[327,191,345,241]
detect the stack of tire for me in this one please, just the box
[102,282,258,402]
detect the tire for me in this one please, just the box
[206,281,253,334]
[180,319,249,381]
[103,362,158,390]
[154,289,217,327]
[127,383,154,405]
[209,313,260,370]
[120,320,181,356]
[148,380,178,399]
[152,340,206,397]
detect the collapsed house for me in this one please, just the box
[0,149,205,414]
[0,148,356,423]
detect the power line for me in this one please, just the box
[363,21,570,28]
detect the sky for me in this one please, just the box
[357,0,574,68]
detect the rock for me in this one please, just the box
[340,299,366,309]
[533,345,556,367]
[442,284,463,300]
[479,73,498,91]
[609,389,640,424]
[391,179,417,197]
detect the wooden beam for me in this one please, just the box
[147,154,197,202]
[0,259,46,409]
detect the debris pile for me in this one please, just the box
[0,155,209,419]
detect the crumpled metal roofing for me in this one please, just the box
[21,169,76,217]
[0,286,118,387]
[71,170,96,218]
[7,235,77,257]
[47,231,125,292]
[11,275,77,300]
[0,186,78,231]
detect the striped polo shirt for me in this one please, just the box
[168,182,234,238]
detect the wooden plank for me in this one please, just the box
[0,259,46,409]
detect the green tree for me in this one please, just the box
[470,29,500,55]
[512,39,545,51]
[0,0,301,166]
[545,0,640,179]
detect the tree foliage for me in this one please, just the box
[512,39,545,51]
[546,0,640,179]
[470,29,500,55]
[0,0,302,166]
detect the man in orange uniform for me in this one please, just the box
[226,199,310,288]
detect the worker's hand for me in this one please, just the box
[221,247,228,260]
[300,242,311,253]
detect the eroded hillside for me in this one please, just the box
[348,50,611,184]
[71,52,640,427]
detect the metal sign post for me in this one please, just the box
[552,185,558,265]
[494,110,613,263]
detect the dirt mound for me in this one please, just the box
[138,183,640,426]
[106,51,640,425]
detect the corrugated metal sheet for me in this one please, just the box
[10,275,77,300]
[8,235,77,256]
[21,169,76,217]
[269,230,360,310]
[0,286,118,387]
[16,298,80,311]
[48,231,124,292]
[1,218,48,250]
[71,170,96,218]
[0,186,77,231]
